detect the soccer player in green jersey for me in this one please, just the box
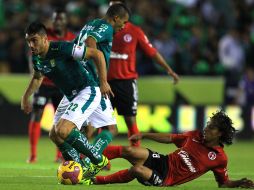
[21,22,114,178]
[75,3,130,170]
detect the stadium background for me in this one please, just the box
[1,0,254,189]
[1,0,254,139]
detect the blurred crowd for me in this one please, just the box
[1,0,254,89]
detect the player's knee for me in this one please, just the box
[49,127,57,142]
[55,123,71,139]
[108,125,118,136]
[122,146,135,156]
[129,165,144,176]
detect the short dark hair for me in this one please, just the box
[106,3,130,18]
[53,7,66,15]
[108,0,127,5]
[25,21,47,36]
[210,110,236,145]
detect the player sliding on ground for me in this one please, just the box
[86,111,254,188]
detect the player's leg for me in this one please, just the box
[81,123,95,140]
[50,87,64,162]
[83,97,117,172]
[125,79,139,146]
[49,96,83,165]
[95,149,166,186]
[109,79,140,146]
[87,97,117,154]
[27,85,48,163]
[131,165,163,186]
[134,150,168,186]
[124,116,139,146]
[93,146,149,185]
[52,87,105,165]
[94,146,151,184]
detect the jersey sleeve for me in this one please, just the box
[89,24,113,43]
[212,160,229,185]
[171,131,198,148]
[60,42,87,61]
[136,27,157,57]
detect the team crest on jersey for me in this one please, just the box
[50,59,56,67]
[123,34,132,43]
[208,151,216,160]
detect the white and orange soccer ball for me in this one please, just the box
[57,161,83,185]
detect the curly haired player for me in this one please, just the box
[88,111,254,188]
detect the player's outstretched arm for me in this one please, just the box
[129,133,173,144]
[21,70,43,114]
[153,52,179,84]
[85,47,114,98]
[219,178,254,188]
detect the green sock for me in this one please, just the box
[65,128,102,164]
[93,130,113,154]
[58,142,85,167]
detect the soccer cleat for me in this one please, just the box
[83,155,108,179]
[27,156,37,163]
[79,178,93,185]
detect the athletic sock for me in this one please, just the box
[103,145,122,160]
[28,121,41,158]
[93,130,113,155]
[58,142,84,167]
[55,148,62,160]
[127,123,140,147]
[96,169,134,184]
[65,128,102,164]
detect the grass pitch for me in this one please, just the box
[0,136,253,190]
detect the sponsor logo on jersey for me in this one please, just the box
[208,151,216,160]
[178,150,197,172]
[110,51,128,60]
[94,32,102,38]
[123,34,132,42]
[97,24,108,33]
[81,25,95,31]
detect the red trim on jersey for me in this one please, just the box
[107,22,157,80]
[163,130,229,186]
[42,29,76,86]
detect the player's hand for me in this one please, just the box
[100,81,114,99]
[168,71,179,85]
[21,96,32,114]
[239,178,254,188]
[129,133,143,141]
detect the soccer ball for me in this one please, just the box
[57,161,83,185]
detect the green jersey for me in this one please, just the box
[75,19,113,84]
[32,41,97,101]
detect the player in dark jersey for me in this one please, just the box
[22,22,113,177]
[26,9,76,163]
[86,111,254,188]
[105,0,179,147]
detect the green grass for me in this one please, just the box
[0,136,253,190]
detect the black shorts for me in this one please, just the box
[108,79,138,116]
[33,84,63,109]
[137,149,169,186]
